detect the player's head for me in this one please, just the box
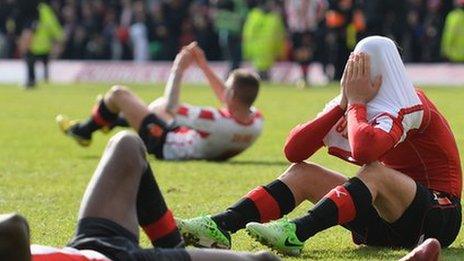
[0,213,31,261]
[353,35,414,92]
[224,69,260,108]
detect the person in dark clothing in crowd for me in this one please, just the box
[18,0,63,88]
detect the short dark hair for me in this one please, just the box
[229,69,260,107]
[0,214,31,261]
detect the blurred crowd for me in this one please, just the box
[1,0,464,81]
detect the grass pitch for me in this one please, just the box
[0,83,463,260]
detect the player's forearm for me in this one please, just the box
[284,106,344,162]
[164,67,184,115]
[200,64,226,103]
[346,104,395,163]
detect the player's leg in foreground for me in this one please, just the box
[0,132,279,260]
[71,131,184,253]
[0,213,30,261]
[245,162,426,255]
[399,238,441,261]
[178,162,347,252]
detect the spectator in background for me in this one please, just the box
[171,1,223,61]
[243,0,285,81]
[189,1,221,61]
[18,0,63,88]
[285,0,327,88]
[362,0,384,36]
[406,0,425,62]
[325,0,354,80]
[422,0,446,62]
[1,0,461,69]
[0,0,17,59]
[441,0,464,62]
[147,1,170,60]
[161,0,189,60]
[386,0,408,46]
[130,1,150,62]
[212,0,248,74]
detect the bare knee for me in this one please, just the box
[279,162,321,181]
[278,162,326,203]
[107,131,147,165]
[356,162,386,194]
[357,162,384,180]
[107,85,132,102]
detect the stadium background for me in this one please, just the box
[0,0,463,260]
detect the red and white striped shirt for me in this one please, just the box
[284,90,462,198]
[286,36,461,197]
[31,244,110,261]
[163,104,263,160]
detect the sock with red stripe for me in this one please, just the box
[211,180,295,233]
[137,165,182,248]
[293,177,372,242]
[74,100,118,137]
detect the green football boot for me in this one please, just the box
[246,218,304,256]
[176,216,231,249]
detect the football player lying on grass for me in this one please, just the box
[177,36,462,256]
[0,131,278,261]
[57,42,263,161]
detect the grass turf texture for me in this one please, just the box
[0,83,463,260]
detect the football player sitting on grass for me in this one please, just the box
[57,42,263,161]
[176,36,462,257]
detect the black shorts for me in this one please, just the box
[137,113,172,159]
[345,183,462,248]
[68,217,190,261]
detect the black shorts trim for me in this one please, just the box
[346,182,461,248]
[68,217,191,261]
[137,113,171,159]
[68,217,140,260]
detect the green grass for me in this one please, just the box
[0,83,463,260]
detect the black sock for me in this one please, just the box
[212,180,295,233]
[74,100,118,137]
[112,117,129,128]
[293,177,372,242]
[73,118,99,138]
[137,165,182,248]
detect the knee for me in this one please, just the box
[279,162,319,182]
[107,131,147,161]
[108,85,131,101]
[356,162,385,186]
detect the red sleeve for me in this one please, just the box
[346,104,400,164]
[284,106,345,162]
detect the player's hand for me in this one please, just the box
[187,42,208,69]
[339,56,349,110]
[343,52,382,105]
[173,48,193,72]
